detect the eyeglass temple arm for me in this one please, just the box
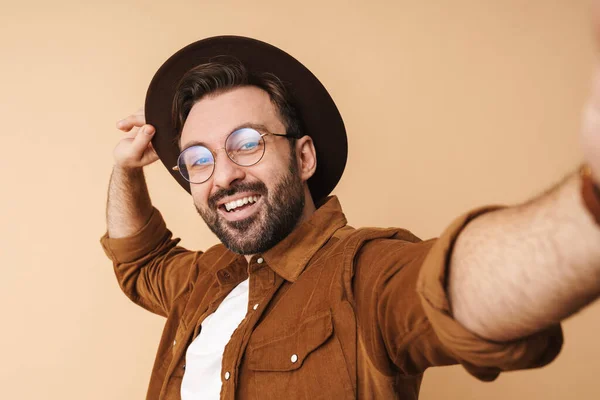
[263,133,295,138]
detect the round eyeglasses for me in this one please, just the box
[172,127,291,184]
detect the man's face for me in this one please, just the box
[180,86,306,255]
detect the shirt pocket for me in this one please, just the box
[247,309,354,399]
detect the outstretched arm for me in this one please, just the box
[449,169,600,342]
[449,69,600,342]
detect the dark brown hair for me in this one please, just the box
[172,57,304,147]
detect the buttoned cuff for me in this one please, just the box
[417,206,563,381]
[100,207,169,264]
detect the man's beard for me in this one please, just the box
[194,156,305,255]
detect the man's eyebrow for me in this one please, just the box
[229,122,271,133]
[180,122,272,151]
[180,139,209,152]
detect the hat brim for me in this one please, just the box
[144,35,347,202]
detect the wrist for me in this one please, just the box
[112,165,147,183]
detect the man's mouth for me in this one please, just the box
[222,195,261,212]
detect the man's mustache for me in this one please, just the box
[208,181,268,209]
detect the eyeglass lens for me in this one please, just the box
[177,128,266,183]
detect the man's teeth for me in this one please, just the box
[224,196,260,212]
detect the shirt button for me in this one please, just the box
[257,257,264,264]
[224,371,231,380]
[291,354,298,363]
[253,303,259,310]
[173,340,176,346]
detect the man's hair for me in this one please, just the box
[172,57,304,147]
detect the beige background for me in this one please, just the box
[1,0,599,398]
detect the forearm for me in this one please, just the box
[106,166,153,238]
[448,169,600,342]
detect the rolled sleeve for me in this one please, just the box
[416,206,563,381]
[99,207,198,317]
[100,207,169,264]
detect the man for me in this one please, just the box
[101,36,600,399]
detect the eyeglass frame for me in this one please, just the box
[172,127,294,184]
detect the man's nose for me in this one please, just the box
[212,152,246,189]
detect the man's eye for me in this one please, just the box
[239,142,259,150]
[193,157,212,166]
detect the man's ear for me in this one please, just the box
[295,136,317,182]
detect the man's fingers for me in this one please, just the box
[141,145,160,165]
[129,125,156,155]
[112,110,160,168]
[116,113,147,132]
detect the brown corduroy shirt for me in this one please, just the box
[100,196,563,399]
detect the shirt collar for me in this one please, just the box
[261,196,347,282]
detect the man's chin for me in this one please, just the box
[220,213,260,231]
[197,205,269,254]
[214,215,265,251]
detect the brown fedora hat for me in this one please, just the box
[144,35,347,203]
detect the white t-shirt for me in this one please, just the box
[180,278,249,399]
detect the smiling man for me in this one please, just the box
[101,36,600,400]
[179,83,313,256]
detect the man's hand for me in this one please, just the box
[580,3,600,184]
[113,108,159,169]
[581,71,600,185]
